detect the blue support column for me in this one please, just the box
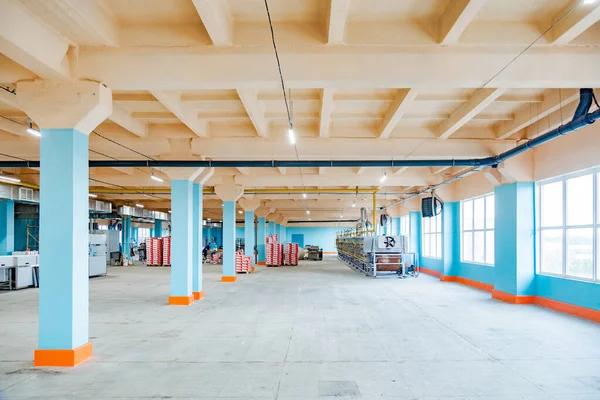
[244,211,255,265]
[169,180,194,305]
[36,128,91,366]
[409,211,421,266]
[493,182,535,302]
[257,217,266,264]
[268,221,275,236]
[222,201,236,281]
[0,200,14,255]
[281,225,286,243]
[442,202,460,278]
[153,220,163,237]
[121,217,131,262]
[192,183,203,300]
[131,227,138,246]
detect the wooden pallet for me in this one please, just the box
[266,264,281,267]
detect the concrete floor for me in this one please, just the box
[0,256,599,400]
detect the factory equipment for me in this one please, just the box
[89,233,107,277]
[336,207,418,278]
[305,245,323,261]
[90,229,120,265]
[0,253,39,290]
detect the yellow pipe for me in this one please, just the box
[90,187,380,195]
[372,191,377,234]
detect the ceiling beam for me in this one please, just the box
[437,88,505,139]
[237,167,250,175]
[20,0,119,46]
[78,47,600,90]
[108,104,148,138]
[236,89,269,138]
[0,89,18,108]
[149,91,208,137]
[0,0,71,79]
[191,0,233,46]
[439,0,487,44]
[494,89,579,140]
[392,167,409,175]
[319,167,326,175]
[549,2,600,44]
[319,88,335,138]
[0,117,27,137]
[278,167,286,175]
[432,166,451,175]
[326,0,351,45]
[379,89,418,139]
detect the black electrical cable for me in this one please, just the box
[264,0,310,214]
[91,130,157,161]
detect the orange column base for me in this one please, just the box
[221,276,237,282]
[257,261,265,265]
[193,291,204,301]
[34,342,92,367]
[491,290,535,304]
[168,295,194,306]
[441,276,494,293]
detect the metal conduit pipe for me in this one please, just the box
[0,90,597,169]
[381,89,600,211]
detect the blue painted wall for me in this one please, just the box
[413,182,600,312]
[536,275,600,311]
[284,226,341,252]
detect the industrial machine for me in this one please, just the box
[305,245,323,261]
[336,208,418,278]
[0,253,39,290]
[90,229,120,265]
[89,233,107,277]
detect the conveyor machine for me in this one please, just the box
[336,208,418,278]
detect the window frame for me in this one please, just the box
[460,193,494,266]
[400,215,410,252]
[536,168,599,283]
[422,212,442,259]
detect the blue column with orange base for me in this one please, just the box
[192,183,204,301]
[169,180,194,305]
[257,217,266,264]
[493,182,535,303]
[244,211,255,266]
[442,202,460,278]
[35,129,92,367]
[222,201,237,281]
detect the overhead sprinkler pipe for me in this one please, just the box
[1,89,597,170]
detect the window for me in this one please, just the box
[538,171,598,282]
[400,215,410,252]
[422,212,442,258]
[138,228,151,245]
[461,194,494,265]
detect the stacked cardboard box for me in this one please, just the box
[284,243,299,266]
[235,251,253,273]
[146,237,163,266]
[162,236,171,266]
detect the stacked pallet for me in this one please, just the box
[162,236,171,266]
[284,243,299,266]
[266,243,284,266]
[235,251,253,273]
[146,237,163,266]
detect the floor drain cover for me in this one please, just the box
[318,380,360,397]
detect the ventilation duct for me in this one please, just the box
[118,206,170,221]
[0,183,112,213]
